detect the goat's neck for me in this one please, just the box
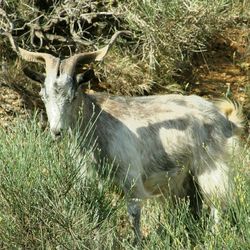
[74,92,103,130]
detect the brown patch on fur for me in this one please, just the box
[91,93,110,106]
[214,99,244,135]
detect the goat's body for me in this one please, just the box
[11,30,242,241]
[80,93,239,206]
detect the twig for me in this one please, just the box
[80,12,115,24]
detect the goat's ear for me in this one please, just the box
[76,69,95,86]
[23,67,45,84]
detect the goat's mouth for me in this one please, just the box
[50,127,73,141]
[52,134,61,141]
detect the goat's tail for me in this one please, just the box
[214,99,244,135]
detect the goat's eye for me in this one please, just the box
[54,88,60,95]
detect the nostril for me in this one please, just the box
[54,131,61,137]
[51,129,62,139]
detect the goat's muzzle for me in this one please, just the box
[51,128,62,141]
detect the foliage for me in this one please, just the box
[0,0,249,95]
[0,116,249,249]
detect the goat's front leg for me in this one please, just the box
[123,172,148,244]
[127,198,142,244]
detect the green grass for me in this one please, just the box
[0,116,249,249]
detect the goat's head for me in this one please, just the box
[5,31,128,139]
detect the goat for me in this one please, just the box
[5,31,243,242]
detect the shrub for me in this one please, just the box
[0,116,249,249]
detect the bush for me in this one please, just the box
[1,0,249,95]
[0,116,249,249]
[0,116,123,248]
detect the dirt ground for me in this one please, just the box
[189,28,249,102]
[0,70,43,127]
[0,27,249,131]
[191,28,250,134]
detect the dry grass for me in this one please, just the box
[1,0,250,95]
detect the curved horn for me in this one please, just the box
[61,30,131,76]
[19,48,59,77]
[4,32,59,77]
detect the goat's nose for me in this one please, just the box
[51,129,62,140]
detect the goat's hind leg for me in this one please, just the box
[184,173,203,220]
[197,161,231,224]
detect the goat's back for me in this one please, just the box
[84,94,241,196]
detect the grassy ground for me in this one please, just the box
[0,117,249,249]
